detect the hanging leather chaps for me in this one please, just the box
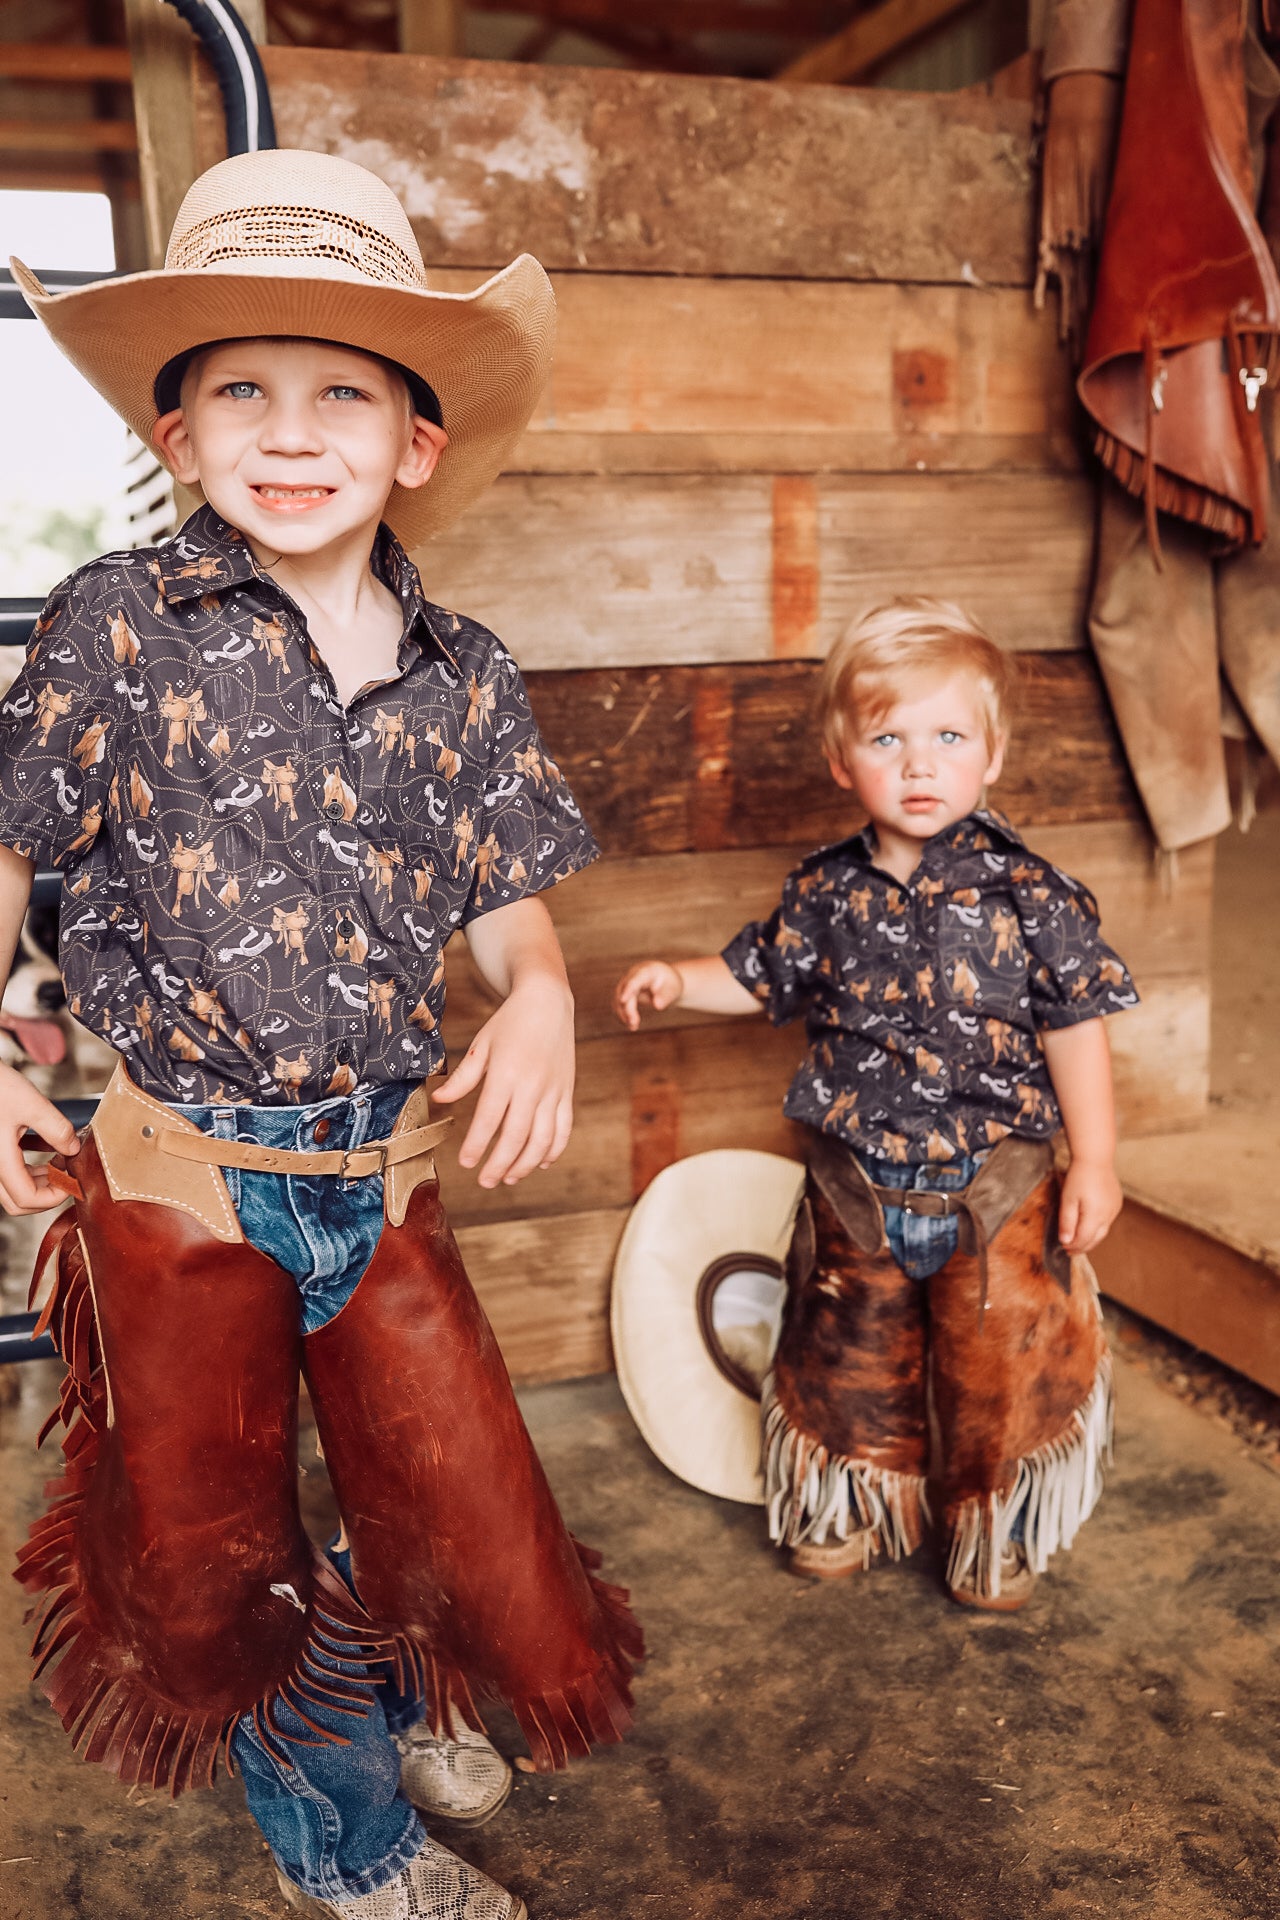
[763,1133,1112,1603]
[15,1087,642,1796]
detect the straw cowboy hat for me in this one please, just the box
[9,147,554,548]
[611,1149,806,1505]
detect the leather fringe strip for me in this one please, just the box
[391,1541,646,1774]
[14,1211,397,1797]
[761,1374,931,1561]
[1093,427,1247,548]
[944,1353,1114,1605]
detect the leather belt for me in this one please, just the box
[870,1186,960,1219]
[154,1117,455,1180]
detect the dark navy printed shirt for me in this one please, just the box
[0,507,597,1105]
[722,810,1138,1166]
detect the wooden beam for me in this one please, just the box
[398,0,463,56]
[503,654,1138,860]
[196,47,1036,285]
[1094,1203,1280,1397]
[779,0,978,85]
[418,473,1096,672]
[0,119,137,153]
[468,0,837,33]
[126,0,265,269]
[0,45,134,82]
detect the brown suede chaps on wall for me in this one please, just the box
[15,1133,642,1795]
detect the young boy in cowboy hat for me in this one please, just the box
[0,148,640,1920]
[616,597,1137,1611]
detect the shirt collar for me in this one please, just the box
[843,807,1027,873]
[155,505,460,672]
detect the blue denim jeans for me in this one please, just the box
[172,1083,428,1903]
[854,1147,1027,1546]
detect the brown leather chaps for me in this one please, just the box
[15,1136,642,1795]
[764,1137,1111,1603]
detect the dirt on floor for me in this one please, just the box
[1,1331,1279,1920]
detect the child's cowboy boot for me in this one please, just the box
[392,1722,513,1826]
[787,1530,880,1580]
[274,1835,526,1918]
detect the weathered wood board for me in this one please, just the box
[194,48,1037,284]
[503,654,1138,857]
[415,275,1079,475]
[454,1205,626,1384]
[415,473,1095,668]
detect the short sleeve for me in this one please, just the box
[460,645,598,923]
[721,868,820,1025]
[1014,862,1140,1029]
[0,572,119,869]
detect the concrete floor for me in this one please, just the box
[2,1349,1279,1920]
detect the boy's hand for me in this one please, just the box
[434,976,575,1189]
[0,1060,80,1215]
[614,960,683,1031]
[1058,1158,1123,1256]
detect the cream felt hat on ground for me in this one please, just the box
[611,1149,806,1505]
[9,147,554,548]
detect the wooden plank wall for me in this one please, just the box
[193,53,1212,1383]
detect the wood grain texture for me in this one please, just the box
[503,654,1138,858]
[1093,1201,1280,1395]
[193,47,1036,284]
[454,1205,625,1383]
[483,275,1077,469]
[416,473,1096,670]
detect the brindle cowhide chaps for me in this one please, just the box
[765,1146,1111,1603]
[15,1135,642,1795]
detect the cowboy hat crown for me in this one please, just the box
[10,148,555,547]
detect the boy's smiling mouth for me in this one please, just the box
[251,484,336,510]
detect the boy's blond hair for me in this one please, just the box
[817,596,1012,768]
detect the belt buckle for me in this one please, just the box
[341,1140,388,1180]
[902,1191,948,1218]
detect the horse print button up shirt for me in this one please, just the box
[0,507,597,1105]
[722,810,1138,1167]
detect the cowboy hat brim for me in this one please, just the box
[611,1149,806,1506]
[8,253,554,549]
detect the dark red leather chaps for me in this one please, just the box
[15,1138,642,1793]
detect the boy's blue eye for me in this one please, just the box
[327,385,364,402]
[224,381,260,400]
[872,734,897,749]
[939,730,963,745]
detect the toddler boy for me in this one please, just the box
[1,149,640,1919]
[616,597,1137,1609]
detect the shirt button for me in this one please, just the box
[313,1118,331,1143]
[338,917,356,937]
[325,799,345,819]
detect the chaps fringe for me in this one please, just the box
[762,1376,930,1560]
[945,1353,1114,1603]
[392,1539,646,1774]
[14,1209,395,1796]
[17,1209,645,1789]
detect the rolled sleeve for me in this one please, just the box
[1016,867,1140,1029]
[721,872,819,1025]
[461,648,598,923]
[0,574,119,869]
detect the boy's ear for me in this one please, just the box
[826,752,857,792]
[984,731,1008,788]
[397,418,449,492]
[152,408,200,486]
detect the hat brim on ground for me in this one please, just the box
[611,1149,806,1506]
[9,253,554,549]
